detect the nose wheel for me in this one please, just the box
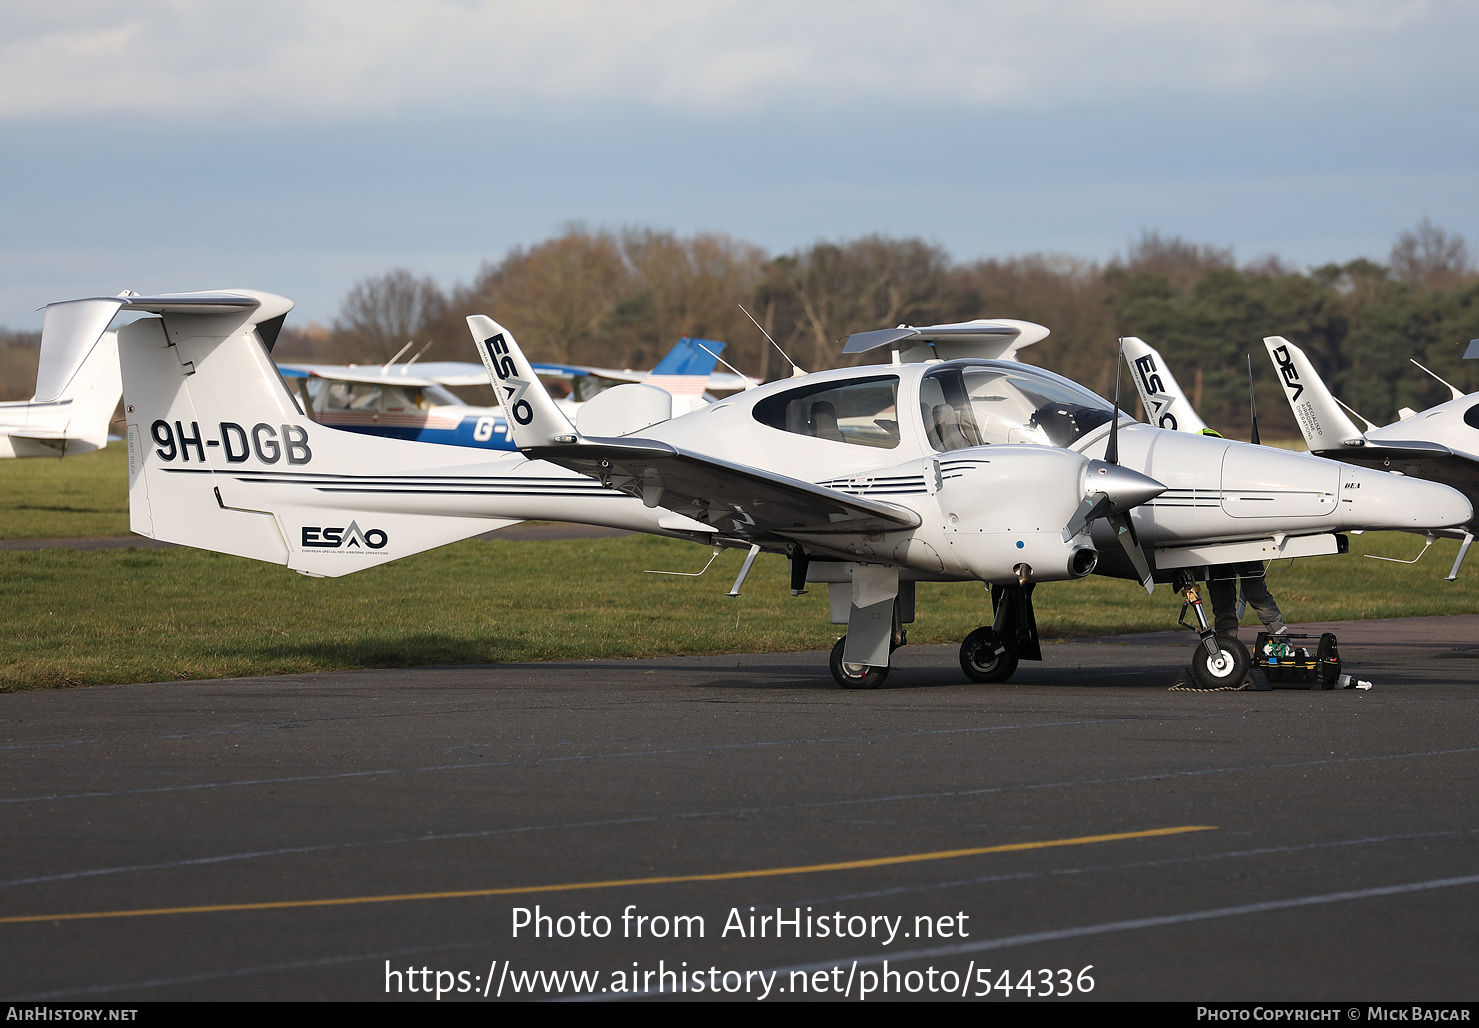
[960,627,1019,683]
[1175,569,1253,690]
[1189,636,1251,689]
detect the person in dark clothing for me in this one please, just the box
[1206,561,1286,641]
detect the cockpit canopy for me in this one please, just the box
[746,359,1119,454]
[919,361,1117,450]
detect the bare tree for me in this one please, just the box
[461,226,631,364]
[961,253,1112,389]
[335,269,447,360]
[616,228,765,370]
[1390,217,1472,289]
[1116,231,1234,290]
[779,236,960,370]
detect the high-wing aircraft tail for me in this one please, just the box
[1263,336,1365,452]
[0,299,124,458]
[1120,337,1210,434]
[645,337,726,415]
[116,291,521,576]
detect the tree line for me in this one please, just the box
[275,218,1479,438]
[5,220,1477,438]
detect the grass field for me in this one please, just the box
[0,440,129,538]
[2,442,1477,691]
[2,529,1475,691]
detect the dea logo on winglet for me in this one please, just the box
[301,521,388,551]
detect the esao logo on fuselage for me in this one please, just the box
[301,521,388,550]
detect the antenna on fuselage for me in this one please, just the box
[404,340,435,370]
[738,304,805,378]
[1409,358,1464,401]
[1247,354,1262,445]
[1334,395,1380,433]
[382,340,415,371]
[695,342,757,391]
[1106,338,1125,466]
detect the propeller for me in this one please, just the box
[1061,338,1165,593]
[1247,354,1261,446]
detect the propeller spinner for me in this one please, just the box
[1060,339,1166,592]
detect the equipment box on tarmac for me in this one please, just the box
[1254,632,1341,689]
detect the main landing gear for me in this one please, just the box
[1173,569,1251,689]
[959,564,1042,684]
[820,562,1046,690]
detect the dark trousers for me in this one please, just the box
[1206,561,1285,637]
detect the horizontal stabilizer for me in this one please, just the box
[843,319,1050,363]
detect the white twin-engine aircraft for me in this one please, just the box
[0,296,123,458]
[102,289,1470,690]
[1258,334,1479,581]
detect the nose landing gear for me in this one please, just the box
[960,564,1042,684]
[1174,569,1251,689]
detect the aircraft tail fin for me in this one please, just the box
[3,297,129,456]
[1263,336,1364,452]
[1120,337,1210,433]
[117,292,516,576]
[647,337,726,414]
[52,329,123,452]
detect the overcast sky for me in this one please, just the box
[3,0,1476,329]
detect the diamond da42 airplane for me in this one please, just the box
[98,288,1470,689]
[1259,334,1479,580]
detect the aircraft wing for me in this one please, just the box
[526,438,921,538]
[278,363,442,388]
[1313,440,1479,496]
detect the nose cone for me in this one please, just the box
[1340,465,1473,531]
[1086,460,1167,513]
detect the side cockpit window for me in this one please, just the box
[752,376,900,448]
[922,364,1117,450]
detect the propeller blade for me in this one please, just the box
[1247,354,1261,446]
[1106,338,1125,466]
[1062,491,1113,542]
[1109,511,1154,594]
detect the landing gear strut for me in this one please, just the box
[1174,569,1251,689]
[960,564,1043,684]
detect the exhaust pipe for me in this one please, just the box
[1068,547,1099,578]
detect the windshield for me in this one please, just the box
[920,363,1117,450]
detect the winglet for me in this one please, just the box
[466,315,578,449]
[1120,337,1210,433]
[1263,336,1364,451]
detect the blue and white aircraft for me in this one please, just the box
[278,337,738,452]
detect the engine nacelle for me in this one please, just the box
[934,445,1103,583]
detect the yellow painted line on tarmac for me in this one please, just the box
[0,824,1215,926]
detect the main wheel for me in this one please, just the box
[1188,637,1251,690]
[830,637,889,689]
[959,627,1019,683]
